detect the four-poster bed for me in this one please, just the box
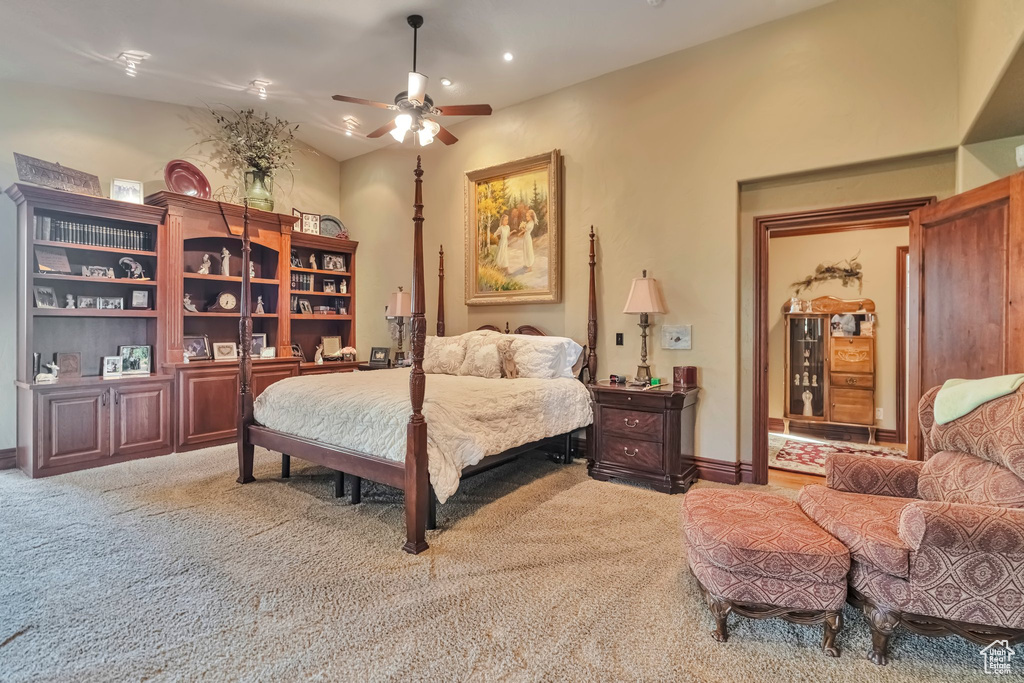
[236,157,599,553]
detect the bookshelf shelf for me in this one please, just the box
[33,273,158,286]
[183,273,279,285]
[184,312,277,318]
[32,308,158,318]
[34,239,157,258]
[288,289,351,298]
[290,314,354,320]
[290,267,351,277]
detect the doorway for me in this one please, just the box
[751,198,932,485]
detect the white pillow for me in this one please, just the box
[509,335,583,379]
[423,335,466,375]
[458,334,503,378]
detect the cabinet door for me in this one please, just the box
[830,337,873,374]
[253,363,299,397]
[830,388,874,425]
[113,382,172,457]
[38,387,110,470]
[179,367,239,448]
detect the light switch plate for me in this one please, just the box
[615,333,623,346]
[875,408,884,420]
[661,324,692,350]
[1016,144,1024,169]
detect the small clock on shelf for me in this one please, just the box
[207,290,239,313]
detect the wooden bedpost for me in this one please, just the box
[437,245,445,337]
[587,226,598,383]
[237,199,255,484]
[404,156,430,554]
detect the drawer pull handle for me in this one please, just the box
[623,418,639,428]
[846,377,857,385]
[623,447,638,457]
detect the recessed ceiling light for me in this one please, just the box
[250,79,270,100]
[503,52,514,62]
[345,130,352,136]
[440,77,452,87]
[117,51,149,78]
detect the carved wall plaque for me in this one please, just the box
[14,153,102,196]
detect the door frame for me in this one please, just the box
[896,245,909,444]
[751,198,933,485]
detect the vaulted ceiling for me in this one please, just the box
[0,0,831,160]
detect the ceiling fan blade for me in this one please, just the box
[332,94,396,110]
[407,72,428,105]
[435,104,492,116]
[366,119,398,139]
[435,124,459,145]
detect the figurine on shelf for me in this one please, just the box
[221,247,231,276]
[811,374,818,387]
[198,254,212,275]
[314,343,324,365]
[65,294,75,309]
[802,371,809,386]
[183,293,198,313]
[794,373,800,387]
[106,267,116,279]
[802,389,814,416]
[119,257,146,280]
[339,279,348,294]
[35,362,59,384]
[803,348,810,367]
[249,261,256,279]
[309,253,317,270]
[290,248,302,268]
[254,296,265,315]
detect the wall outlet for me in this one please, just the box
[875,408,883,420]
[615,333,623,346]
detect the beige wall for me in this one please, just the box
[957,0,1024,139]
[958,134,1024,190]
[340,0,961,463]
[767,227,908,430]
[0,80,343,448]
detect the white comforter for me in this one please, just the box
[253,368,593,502]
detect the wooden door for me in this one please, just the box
[908,172,1024,458]
[113,381,173,457]
[178,366,239,449]
[37,387,110,471]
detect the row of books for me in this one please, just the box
[290,272,314,291]
[35,215,154,252]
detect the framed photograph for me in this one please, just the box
[34,246,71,274]
[33,286,59,309]
[369,346,390,367]
[290,294,299,313]
[98,297,124,310]
[322,254,346,272]
[102,355,123,379]
[118,345,151,376]
[55,352,81,378]
[661,325,692,350]
[213,342,239,361]
[110,178,143,204]
[183,335,211,361]
[251,333,268,356]
[465,149,562,305]
[260,347,277,359]
[289,344,306,362]
[322,279,336,294]
[130,290,150,310]
[76,295,97,309]
[299,299,313,315]
[321,336,342,358]
[81,265,113,279]
[335,302,348,315]
[292,208,321,235]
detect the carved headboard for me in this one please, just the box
[476,323,546,336]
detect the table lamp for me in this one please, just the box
[622,269,666,383]
[387,286,413,363]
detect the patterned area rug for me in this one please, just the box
[768,433,907,476]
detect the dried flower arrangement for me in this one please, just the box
[207,107,299,175]
[792,253,863,295]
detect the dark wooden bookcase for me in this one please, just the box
[7,184,173,476]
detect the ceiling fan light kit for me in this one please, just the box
[331,14,492,146]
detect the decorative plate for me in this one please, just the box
[319,215,348,238]
[164,160,212,199]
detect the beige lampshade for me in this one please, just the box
[387,288,412,318]
[622,270,666,314]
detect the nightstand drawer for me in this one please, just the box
[600,436,663,473]
[831,372,874,389]
[600,407,663,442]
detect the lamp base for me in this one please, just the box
[635,363,652,384]
[394,350,406,364]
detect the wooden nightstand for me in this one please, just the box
[587,381,700,493]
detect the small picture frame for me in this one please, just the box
[299,299,313,315]
[289,344,306,362]
[322,254,346,272]
[34,246,71,274]
[321,336,342,359]
[183,335,211,361]
[251,333,268,356]
[130,290,150,310]
[119,345,151,376]
[213,342,239,362]
[292,208,321,235]
[369,347,390,367]
[76,295,97,309]
[260,347,277,359]
[81,265,113,279]
[102,355,123,379]
[33,286,59,309]
[110,178,143,204]
[98,297,124,310]
[55,352,81,378]
[322,279,336,294]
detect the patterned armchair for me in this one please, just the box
[798,385,1024,665]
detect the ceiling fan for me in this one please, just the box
[332,15,492,146]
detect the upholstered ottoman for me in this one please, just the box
[683,489,851,656]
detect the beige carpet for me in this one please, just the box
[0,446,991,681]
